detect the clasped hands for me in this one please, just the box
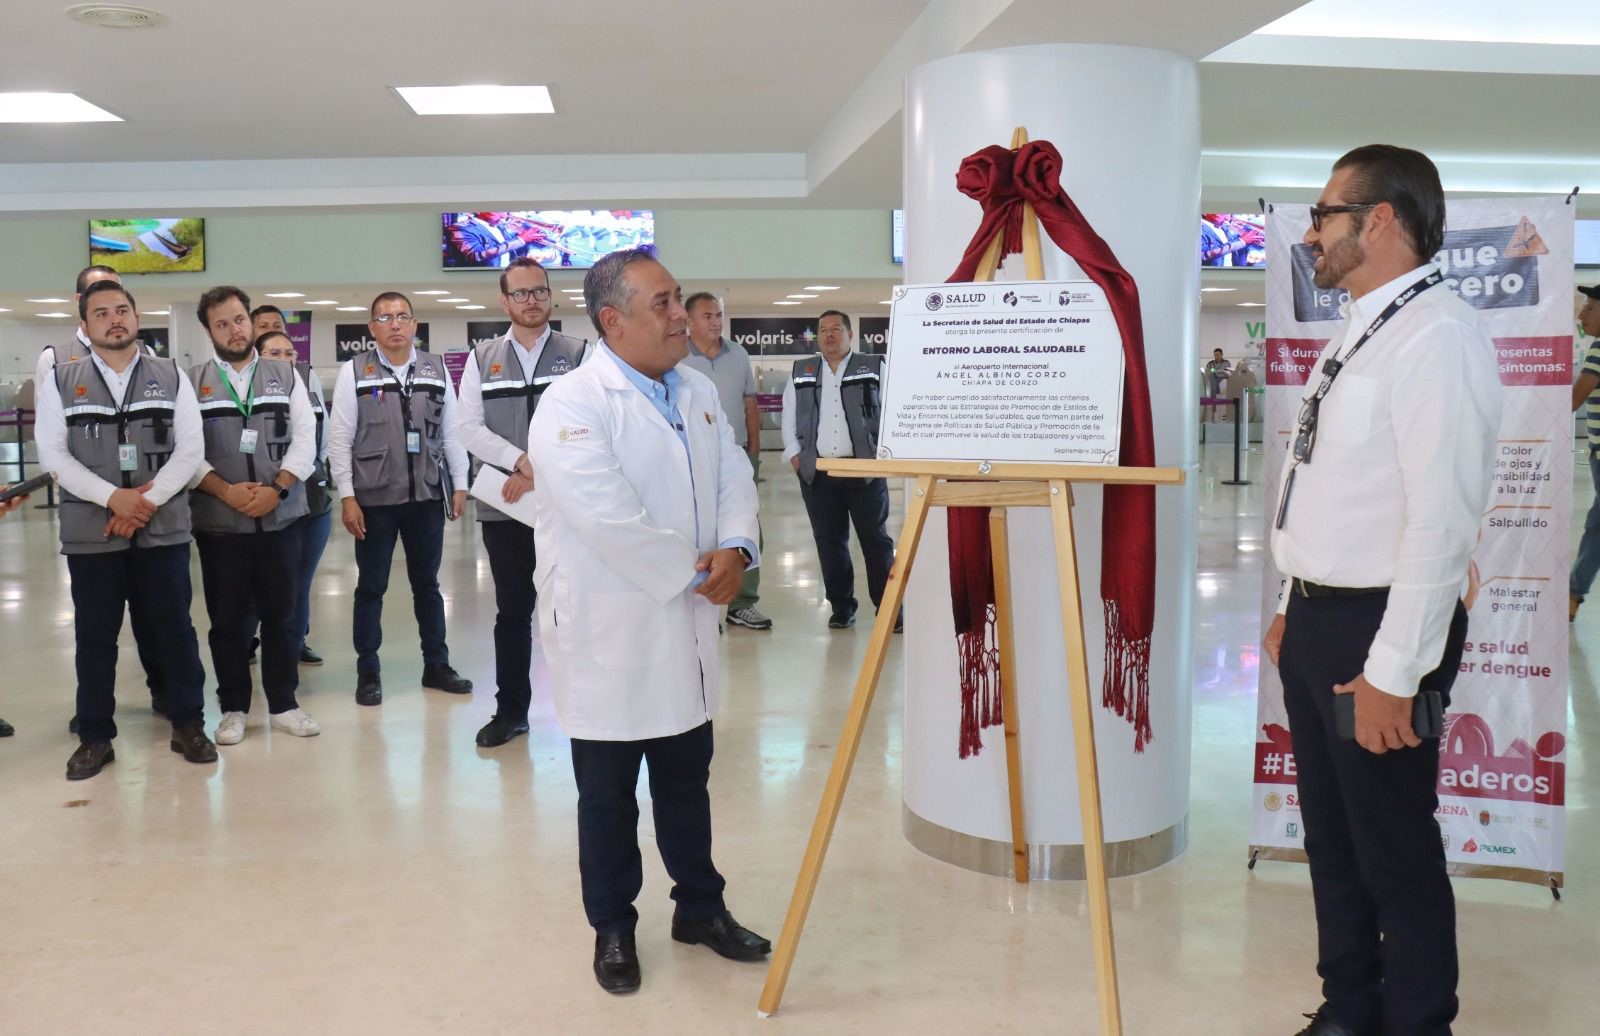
[693,548,749,606]
[1264,614,1419,755]
[104,482,160,539]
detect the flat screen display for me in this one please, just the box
[1576,219,1600,267]
[88,218,206,273]
[892,208,905,265]
[441,210,654,270]
[1201,213,1266,268]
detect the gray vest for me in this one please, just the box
[53,355,191,554]
[791,352,884,483]
[470,331,585,522]
[46,334,154,367]
[348,351,450,507]
[296,362,333,516]
[188,358,309,535]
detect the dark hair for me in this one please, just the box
[1332,144,1446,261]
[250,304,285,322]
[582,246,659,337]
[1213,348,1224,355]
[684,292,720,315]
[818,309,852,333]
[79,279,136,320]
[197,286,252,327]
[75,265,120,296]
[498,257,548,295]
[254,331,294,352]
[370,291,412,317]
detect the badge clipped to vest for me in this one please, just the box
[406,429,422,455]
[238,428,259,455]
[117,443,139,472]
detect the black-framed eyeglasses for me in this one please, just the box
[1309,203,1377,232]
[507,287,551,303]
[1293,395,1321,464]
[372,313,415,325]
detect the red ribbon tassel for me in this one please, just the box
[945,139,1157,754]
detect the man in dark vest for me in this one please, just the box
[38,265,168,726]
[188,287,321,746]
[34,281,217,779]
[457,257,587,747]
[327,291,472,706]
[780,310,898,631]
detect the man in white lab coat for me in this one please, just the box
[529,247,769,995]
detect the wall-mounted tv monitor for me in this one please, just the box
[441,210,654,270]
[1577,219,1600,268]
[89,218,206,273]
[892,209,905,265]
[1201,213,1265,268]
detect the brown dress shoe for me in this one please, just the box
[67,741,115,780]
[169,722,218,764]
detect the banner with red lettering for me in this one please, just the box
[1251,197,1574,888]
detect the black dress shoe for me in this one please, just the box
[476,715,530,748]
[827,610,856,630]
[593,932,641,995]
[0,717,14,737]
[68,714,80,735]
[356,672,383,706]
[67,741,114,780]
[299,645,324,666]
[169,722,218,764]
[671,910,772,962]
[1294,1006,1370,1036]
[422,663,472,695]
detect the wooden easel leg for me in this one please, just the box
[758,474,938,1017]
[1047,479,1123,1036]
[988,508,1029,884]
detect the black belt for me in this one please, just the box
[1291,578,1389,599]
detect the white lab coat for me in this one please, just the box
[529,347,759,741]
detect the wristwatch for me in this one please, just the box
[274,482,291,501]
[734,546,753,566]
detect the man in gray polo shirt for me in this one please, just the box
[681,292,771,630]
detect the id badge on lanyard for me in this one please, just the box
[239,428,259,455]
[406,430,422,454]
[118,443,139,472]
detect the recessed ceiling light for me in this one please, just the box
[878,300,893,305]
[140,309,169,316]
[26,297,68,304]
[1236,302,1266,307]
[304,299,340,305]
[0,92,120,123]
[787,294,819,299]
[561,288,584,294]
[1200,287,1237,293]
[263,291,305,299]
[456,304,486,310]
[773,300,803,306]
[0,307,10,313]
[38,312,73,318]
[438,297,469,303]
[395,85,554,116]
[804,285,841,291]
[413,289,451,296]
[336,306,366,312]
[64,5,167,30]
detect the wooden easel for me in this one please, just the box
[757,127,1185,1034]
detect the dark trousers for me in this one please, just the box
[797,470,895,617]
[67,544,206,743]
[127,582,167,703]
[195,530,302,715]
[1280,592,1469,1036]
[293,508,333,649]
[480,519,535,722]
[570,721,726,935]
[353,500,448,675]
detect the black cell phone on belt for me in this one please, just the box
[1335,689,1444,741]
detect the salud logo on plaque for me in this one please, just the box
[875,281,1125,464]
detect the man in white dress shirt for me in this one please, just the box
[529,247,770,995]
[1264,145,1502,1036]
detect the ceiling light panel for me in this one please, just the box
[0,92,120,123]
[395,85,554,116]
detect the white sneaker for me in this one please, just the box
[215,711,247,745]
[269,708,321,738]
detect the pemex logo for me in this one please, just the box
[1463,839,1479,854]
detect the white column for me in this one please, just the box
[900,44,1200,877]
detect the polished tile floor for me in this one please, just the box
[0,445,1593,1035]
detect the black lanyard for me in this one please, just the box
[379,358,417,428]
[87,355,142,443]
[1302,270,1443,412]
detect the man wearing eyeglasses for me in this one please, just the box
[1262,146,1502,1036]
[456,258,588,747]
[328,292,473,706]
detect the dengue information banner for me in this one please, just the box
[1251,198,1575,888]
[876,281,1125,464]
